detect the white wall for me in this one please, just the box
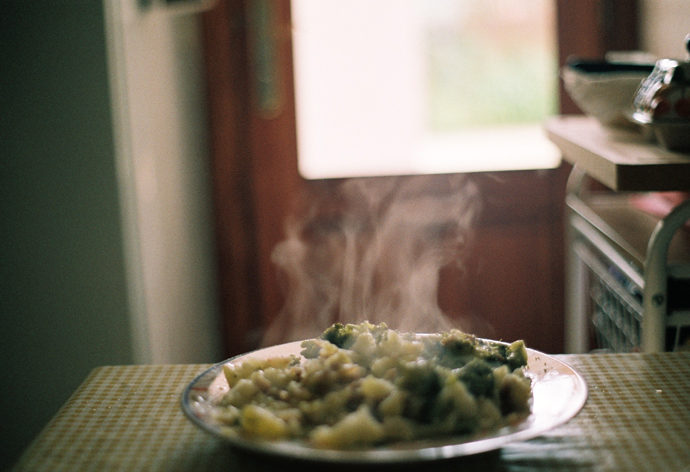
[2,1,221,467]
[639,0,690,59]
[2,2,135,467]
[105,1,221,364]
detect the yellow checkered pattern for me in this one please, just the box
[12,353,690,471]
[502,353,690,471]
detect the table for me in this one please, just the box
[12,353,690,471]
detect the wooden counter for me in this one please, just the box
[545,116,690,191]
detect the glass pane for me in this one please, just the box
[426,1,557,129]
[292,0,560,179]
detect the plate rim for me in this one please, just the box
[180,338,587,464]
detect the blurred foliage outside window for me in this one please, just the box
[291,0,559,178]
[425,0,557,130]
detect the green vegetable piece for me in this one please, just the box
[441,330,476,356]
[499,372,531,414]
[506,340,528,370]
[457,358,494,398]
[398,362,442,423]
[474,340,508,365]
[321,323,355,348]
[436,330,477,369]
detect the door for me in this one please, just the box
[201,0,638,356]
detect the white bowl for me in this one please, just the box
[561,65,649,128]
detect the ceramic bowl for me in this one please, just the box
[561,60,654,128]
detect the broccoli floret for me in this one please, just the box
[499,371,531,414]
[436,330,476,368]
[473,340,508,366]
[441,330,476,355]
[457,358,494,398]
[398,362,441,395]
[321,323,356,348]
[441,331,527,372]
[397,361,442,423]
[506,340,528,370]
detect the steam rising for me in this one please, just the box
[262,175,480,345]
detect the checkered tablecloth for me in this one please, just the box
[12,353,690,471]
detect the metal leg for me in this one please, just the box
[564,166,591,353]
[565,228,589,353]
[642,198,690,352]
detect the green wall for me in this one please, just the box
[1,2,134,467]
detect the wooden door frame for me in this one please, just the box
[201,0,638,356]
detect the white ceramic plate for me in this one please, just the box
[181,339,587,464]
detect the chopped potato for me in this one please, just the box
[240,404,289,440]
[310,406,385,448]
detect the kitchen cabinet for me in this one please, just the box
[545,116,690,353]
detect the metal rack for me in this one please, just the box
[566,169,690,352]
[546,116,690,353]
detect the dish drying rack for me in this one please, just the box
[546,116,690,353]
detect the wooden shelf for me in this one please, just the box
[545,116,690,191]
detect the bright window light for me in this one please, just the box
[291,0,561,179]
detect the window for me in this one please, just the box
[291,0,561,179]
